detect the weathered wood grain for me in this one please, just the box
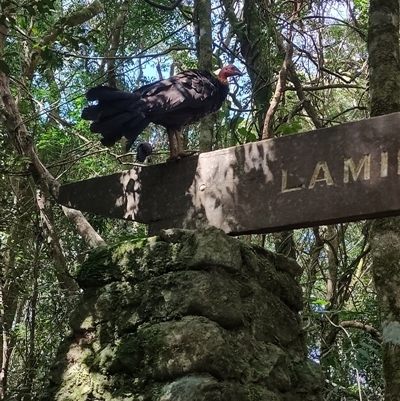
[58,113,400,235]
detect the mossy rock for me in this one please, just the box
[77,247,122,288]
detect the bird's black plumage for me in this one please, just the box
[136,142,153,163]
[81,65,242,160]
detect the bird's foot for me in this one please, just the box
[167,151,196,162]
[178,151,196,158]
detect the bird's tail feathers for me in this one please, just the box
[81,98,136,120]
[82,85,148,151]
[90,110,141,134]
[86,85,138,101]
[123,119,151,152]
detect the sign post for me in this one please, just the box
[58,113,400,235]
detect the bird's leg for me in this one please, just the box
[167,129,178,160]
[166,129,195,161]
[175,130,195,158]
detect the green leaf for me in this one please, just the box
[0,59,10,74]
[238,127,247,136]
[311,299,329,306]
[247,132,258,142]
[276,120,303,135]
[24,4,36,16]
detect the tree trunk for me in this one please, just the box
[368,0,400,399]
[194,0,215,152]
[223,0,272,136]
[0,70,106,248]
[0,1,106,250]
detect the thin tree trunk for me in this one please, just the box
[0,180,35,399]
[37,190,79,293]
[0,72,106,248]
[105,0,130,87]
[194,0,214,152]
[223,0,273,136]
[24,235,40,398]
[0,284,9,399]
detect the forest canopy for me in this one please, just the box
[0,0,394,399]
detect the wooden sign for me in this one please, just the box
[58,113,400,235]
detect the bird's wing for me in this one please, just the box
[138,70,222,115]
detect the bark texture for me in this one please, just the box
[370,218,400,399]
[223,0,272,135]
[41,227,323,401]
[368,1,400,400]
[368,0,400,116]
[194,0,215,152]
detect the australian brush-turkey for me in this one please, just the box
[81,65,243,160]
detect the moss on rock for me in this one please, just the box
[43,227,323,401]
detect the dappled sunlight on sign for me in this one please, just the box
[57,113,400,235]
[116,168,142,220]
[243,141,276,183]
[184,141,276,233]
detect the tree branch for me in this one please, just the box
[36,189,79,293]
[276,30,323,130]
[262,40,293,139]
[24,0,103,79]
[340,320,382,342]
[143,0,182,11]
[105,0,130,87]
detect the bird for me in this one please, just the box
[81,65,243,161]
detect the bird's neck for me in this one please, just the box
[217,75,229,85]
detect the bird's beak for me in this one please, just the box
[234,67,244,76]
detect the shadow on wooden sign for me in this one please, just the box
[58,113,400,235]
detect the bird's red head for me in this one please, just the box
[218,65,243,83]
